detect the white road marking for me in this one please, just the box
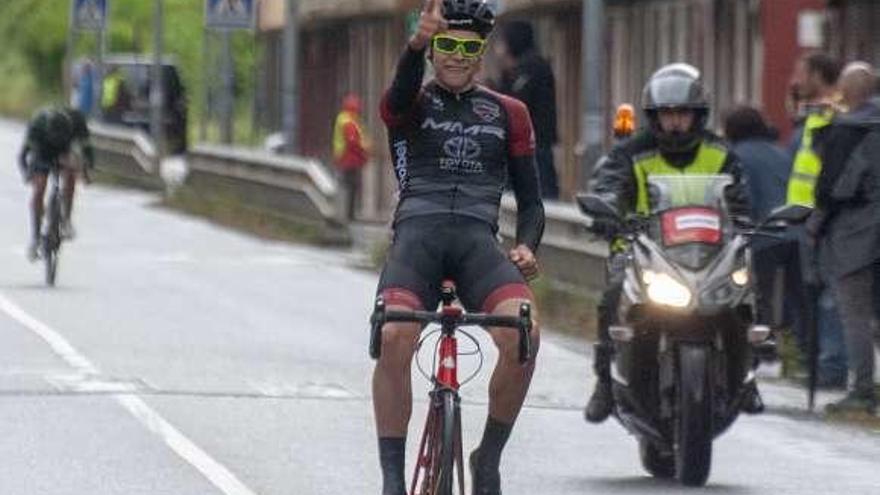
[0,296,100,375]
[0,293,261,495]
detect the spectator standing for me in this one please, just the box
[786,52,848,388]
[814,62,880,414]
[723,105,791,327]
[72,59,95,117]
[494,20,559,199]
[332,93,370,221]
[101,66,132,124]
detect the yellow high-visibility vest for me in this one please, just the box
[332,110,366,161]
[786,111,833,207]
[633,142,728,214]
[101,73,122,110]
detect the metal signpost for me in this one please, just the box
[206,0,256,30]
[205,0,256,144]
[72,0,107,31]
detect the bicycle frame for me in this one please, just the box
[412,304,465,495]
[369,287,532,495]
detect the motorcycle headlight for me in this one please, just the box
[731,268,749,286]
[643,271,692,308]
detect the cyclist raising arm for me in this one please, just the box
[372,1,544,494]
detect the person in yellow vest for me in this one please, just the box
[787,52,845,207]
[101,66,131,124]
[785,52,850,389]
[582,64,755,424]
[332,93,370,221]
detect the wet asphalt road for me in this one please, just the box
[0,120,878,494]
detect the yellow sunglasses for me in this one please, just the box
[432,35,486,58]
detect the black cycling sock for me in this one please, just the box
[378,437,406,494]
[475,416,513,471]
[31,211,41,244]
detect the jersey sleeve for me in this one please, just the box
[503,98,544,251]
[380,47,426,128]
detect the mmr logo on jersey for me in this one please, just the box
[422,118,505,140]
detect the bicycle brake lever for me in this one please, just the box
[369,297,386,359]
[518,302,532,364]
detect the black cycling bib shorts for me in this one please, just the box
[376,47,545,311]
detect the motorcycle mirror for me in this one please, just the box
[764,204,812,226]
[575,193,621,220]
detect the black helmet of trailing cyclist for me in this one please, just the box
[641,63,710,153]
[43,108,73,151]
[442,0,496,38]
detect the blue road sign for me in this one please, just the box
[72,0,107,31]
[205,0,255,30]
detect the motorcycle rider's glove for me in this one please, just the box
[731,215,755,230]
[588,216,621,240]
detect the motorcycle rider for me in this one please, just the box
[582,63,759,423]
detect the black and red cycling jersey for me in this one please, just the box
[380,47,545,251]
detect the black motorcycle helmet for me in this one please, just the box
[442,0,496,38]
[642,63,709,153]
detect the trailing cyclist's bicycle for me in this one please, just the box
[370,285,532,495]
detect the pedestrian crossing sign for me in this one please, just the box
[205,0,255,30]
[72,0,107,31]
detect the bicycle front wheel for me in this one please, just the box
[44,244,58,287]
[44,193,61,287]
[434,389,457,495]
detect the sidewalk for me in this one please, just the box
[755,351,880,418]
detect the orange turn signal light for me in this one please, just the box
[613,103,636,137]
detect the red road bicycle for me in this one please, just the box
[370,285,532,495]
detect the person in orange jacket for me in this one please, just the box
[333,93,371,221]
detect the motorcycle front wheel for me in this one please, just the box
[675,343,713,486]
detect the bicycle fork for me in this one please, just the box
[411,332,465,495]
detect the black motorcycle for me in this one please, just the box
[577,174,809,486]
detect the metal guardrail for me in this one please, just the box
[87,123,164,190]
[189,144,338,220]
[499,195,607,290]
[500,195,607,258]
[89,123,606,287]
[89,125,341,227]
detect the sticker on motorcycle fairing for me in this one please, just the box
[661,207,721,246]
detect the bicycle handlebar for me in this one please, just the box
[369,298,533,364]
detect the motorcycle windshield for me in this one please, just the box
[646,175,733,270]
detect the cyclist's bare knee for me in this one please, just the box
[378,314,421,368]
